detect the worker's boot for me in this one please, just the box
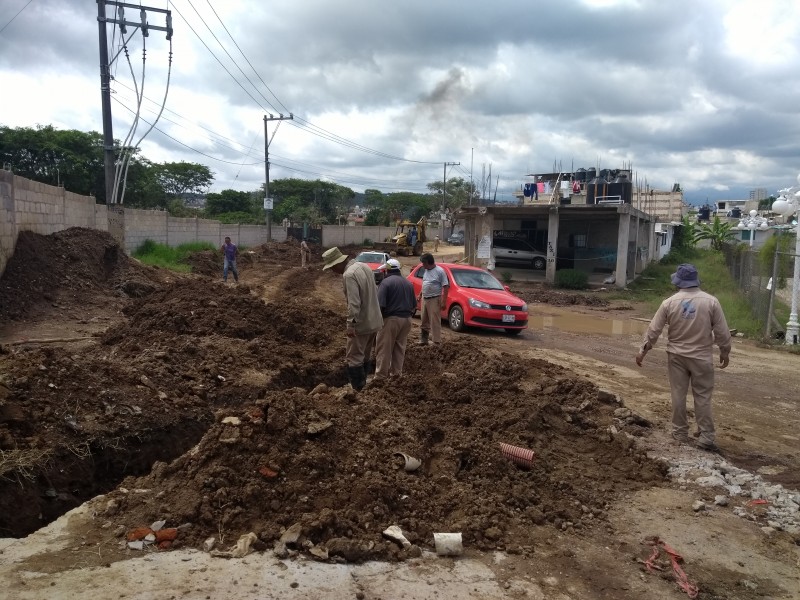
[363,359,376,376]
[418,330,429,346]
[346,365,366,391]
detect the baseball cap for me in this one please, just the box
[380,258,402,271]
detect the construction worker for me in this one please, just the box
[300,237,311,268]
[375,259,415,377]
[417,253,449,346]
[221,236,239,283]
[322,246,383,390]
[636,263,731,451]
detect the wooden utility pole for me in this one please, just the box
[264,113,293,241]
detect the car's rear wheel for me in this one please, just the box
[448,305,465,332]
[533,257,546,270]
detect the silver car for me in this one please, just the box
[492,238,547,270]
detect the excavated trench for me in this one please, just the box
[0,421,210,538]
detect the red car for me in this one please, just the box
[407,263,528,335]
[355,251,392,284]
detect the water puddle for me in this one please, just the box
[529,307,649,336]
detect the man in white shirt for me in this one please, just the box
[417,253,449,346]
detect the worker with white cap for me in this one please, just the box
[375,258,416,378]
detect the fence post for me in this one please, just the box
[765,243,780,339]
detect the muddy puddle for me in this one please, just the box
[529,306,649,336]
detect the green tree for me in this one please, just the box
[153,161,214,199]
[0,125,106,199]
[693,216,737,251]
[426,177,478,212]
[269,178,356,224]
[205,189,252,215]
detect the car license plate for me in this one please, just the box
[502,314,515,323]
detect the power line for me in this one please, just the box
[0,0,34,36]
[179,0,442,165]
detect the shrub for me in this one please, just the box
[500,271,513,284]
[363,238,373,246]
[555,269,588,290]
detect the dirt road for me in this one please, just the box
[0,230,798,599]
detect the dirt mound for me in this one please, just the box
[514,287,610,307]
[97,338,665,562]
[0,228,164,323]
[183,239,326,277]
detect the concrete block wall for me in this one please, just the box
[321,225,442,248]
[167,216,197,247]
[124,209,167,253]
[0,171,15,277]
[64,191,100,229]
[12,176,65,235]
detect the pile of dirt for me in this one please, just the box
[95,338,665,562]
[182,239,326,277]
[0,273,347,537]
[514,287,610,307]
[0,229,668,562]
[0,228,165,323]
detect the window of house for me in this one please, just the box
[569,233,587,248]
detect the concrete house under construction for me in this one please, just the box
[460,168,687,288]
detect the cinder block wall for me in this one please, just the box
[124,209,167,253]
[321,225,442,248]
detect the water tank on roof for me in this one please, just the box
[599,168,612,180]
[613,173,629,184]
[730,207,742,219]
[698,206,711,221]
[575,168,587,182]
[586,167,596,180]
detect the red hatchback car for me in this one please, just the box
[407,263,529,335]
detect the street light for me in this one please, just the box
[771,176,800,345]
[736,209,769,247]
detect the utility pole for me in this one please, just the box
[264,113,293,241]
[96,0,172,204]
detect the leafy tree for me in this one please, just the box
[426,177,478,212]
[153,161,214,198]
[363,188,383,207]
[693,216,737,251]
[758,196,776,211]
[0,125,106,199]
[269,178,356,224]
[167,198,196,217]
[205,189,252,215]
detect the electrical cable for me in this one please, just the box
[179,0,443,165]
[0,0,34,36]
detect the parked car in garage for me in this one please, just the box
[447,231,464,245]
[407,262,528,334]
[355,251,391,283]
[492,238,547,270]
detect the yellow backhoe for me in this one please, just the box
[374,217,427,256]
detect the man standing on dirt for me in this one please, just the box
[375,258,416,378]
[322,246,383,391]
[300,238,311,268]
[433,235,440,253]
[635,263,731,451]
[418,253,449,346]
[221,236,239,283]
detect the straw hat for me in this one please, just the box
[321,246,349,270]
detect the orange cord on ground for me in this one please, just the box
[644,537,699,598]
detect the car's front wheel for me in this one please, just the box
[448,304,465,332]
[533,257,546,270]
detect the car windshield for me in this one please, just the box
[356,253,385,263]
[451,269,504,290]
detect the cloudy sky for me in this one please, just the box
[1,0,799,204]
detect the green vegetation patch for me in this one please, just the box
[133,240,216,272]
